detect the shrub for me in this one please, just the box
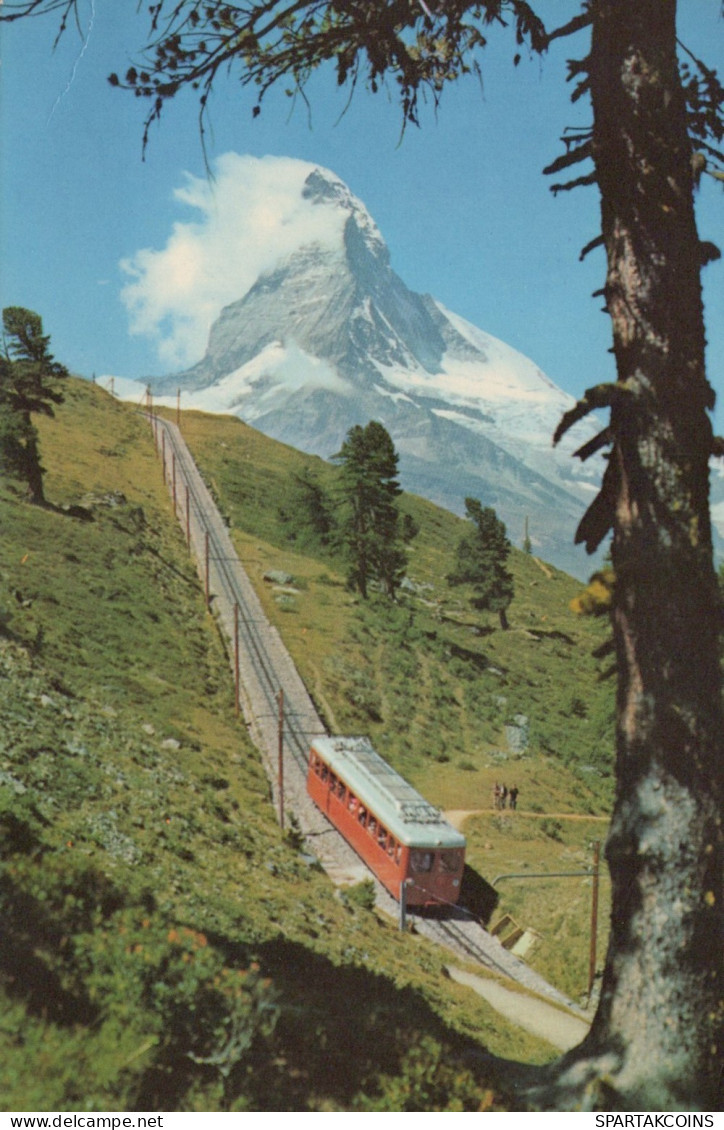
[540,818,564,842]
[341,879,377,911]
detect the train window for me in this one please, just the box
[368,816,377,836]
[348,794,357,814]
[410,850,433,873]
[320,764,328,782]
[358,806,367,827]
[395,844,402,865]
[378,826,387,850]
[336,779,346,800]
[440,850,463,873]
[329,771,337,790]
[387,836,396,858]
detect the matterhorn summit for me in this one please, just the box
[150,160,602,576]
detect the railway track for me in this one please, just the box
[152,414,372,888]
[155,414,325,772]
[414,913,585,1013]
[150,413,587,1016]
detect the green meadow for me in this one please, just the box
[0,379,615,1110]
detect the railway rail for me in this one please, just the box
[154,414,326,772]
[415,914,585,1013]
[149,411,587,1017]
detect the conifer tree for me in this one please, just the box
[4,0,724,1110]
[0,307,67,504]
[280,466,336,549]
[448,498,514,630]
[523,516,532,555]
[333,421,407,600]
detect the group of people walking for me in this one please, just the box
[492,782,519,810]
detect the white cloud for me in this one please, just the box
[120,153,344,370]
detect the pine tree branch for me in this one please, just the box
[553,382,631,447]
[573,427,612,462]
[549,170,598,195]
[542,11,592,47]
[543,139,593,177]
[575,458,618,554]
[579,234,604,261]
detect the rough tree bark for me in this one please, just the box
[24,429,46,505]
[1,0,721,1111]
[538,0,723,1109]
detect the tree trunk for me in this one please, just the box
[539,0,723,1109]
[24,420,45,505]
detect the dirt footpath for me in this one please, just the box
[445,809,609,829]
[447,967,590,1052]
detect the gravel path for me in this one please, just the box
[447,967,590,1051]
[446,810,609,826]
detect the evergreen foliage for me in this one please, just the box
[0,307,67,504]
[5,0,724,1110]
[1,382,563,1108]
[333,421,409,600]
[278,465,336,549]
[523,516,532,555]
[448,498,514,631]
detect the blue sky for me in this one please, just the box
[1,2,722,420]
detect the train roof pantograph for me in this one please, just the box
[310,736,466,850]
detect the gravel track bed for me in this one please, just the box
[154,416,377,888]
[152,415,584,1016]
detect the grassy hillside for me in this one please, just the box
[176,409,616,1001]
[178,410,615,781]
[1,378,565,1113]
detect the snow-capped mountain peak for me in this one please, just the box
[143,160,604,576]
[302,167,388,266]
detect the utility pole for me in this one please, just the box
[494,839,604,1001]
[588,840,601,1000]
[185,484,191,549]
[400,878,412,932]
[204,530,210,610]
[234,604,240,717]
[277,689,285,831]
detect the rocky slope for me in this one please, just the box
[145,164,606,576]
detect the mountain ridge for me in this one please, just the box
[143,161,603,576]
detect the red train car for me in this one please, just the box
[307,736,466,908]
